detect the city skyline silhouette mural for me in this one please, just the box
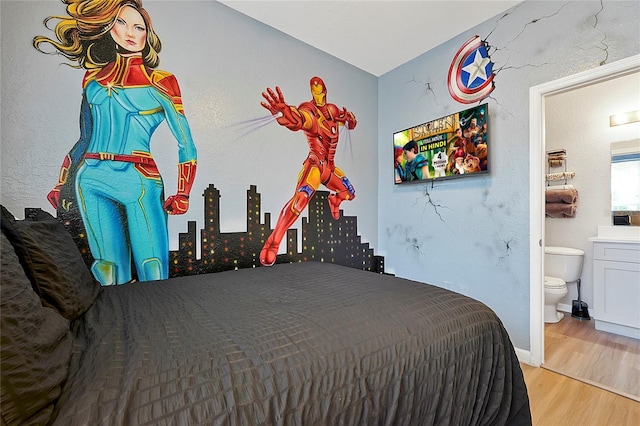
[49,184,385,277]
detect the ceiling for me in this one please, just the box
[218,0,520,76]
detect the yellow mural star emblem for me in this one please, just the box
[105,82,119,96]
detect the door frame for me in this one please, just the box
[528,54,640,367]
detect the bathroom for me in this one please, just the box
[542,69,640,398]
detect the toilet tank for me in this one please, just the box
[545,246,585,283]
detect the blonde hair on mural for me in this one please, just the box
[33,0,161,69]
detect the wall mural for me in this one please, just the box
[54,184,385,276]
[258,77,358,266]
[33,0,381,283]
[34,0,198,286]
[169,185,384,275]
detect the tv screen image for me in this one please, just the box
[393,104,489,184]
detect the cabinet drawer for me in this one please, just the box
[593,242,640,263]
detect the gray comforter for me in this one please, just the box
[52,262,530,425]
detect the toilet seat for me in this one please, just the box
[545,246,584,256]
[544,276,566,289]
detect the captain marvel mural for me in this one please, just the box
[33,0,197,285]
[259,77,357,266]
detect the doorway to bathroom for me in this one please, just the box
[528,54,640,400]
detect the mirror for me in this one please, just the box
[611,139,640,226]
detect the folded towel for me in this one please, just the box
[546,171,575,181]
[546,203,577,218]
[545,188,578,204]
[547,184,574,190]
[548,159,564,168]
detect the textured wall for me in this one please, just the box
[378,1,640,349]
[0,1,379,259]
[2,0,639,350]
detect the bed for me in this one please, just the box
[1,206,531,425]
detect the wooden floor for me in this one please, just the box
[521,364,640,425]
[543,315,640,401]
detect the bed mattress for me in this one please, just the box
[52,261,530,425]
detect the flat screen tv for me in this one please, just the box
[393,104,489,184]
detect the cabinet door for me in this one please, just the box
[593,259,640,328]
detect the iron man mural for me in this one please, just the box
[34,0,197,285]
[259,77,357,266]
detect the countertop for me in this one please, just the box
[589,225,640,244]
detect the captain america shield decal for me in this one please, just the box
[448,35,495,104]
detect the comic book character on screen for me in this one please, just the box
[259,77,357,266]
[34,0,197,285]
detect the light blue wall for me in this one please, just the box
[2,1,639,350]
[378,1,640,349]
[0,0,379,254]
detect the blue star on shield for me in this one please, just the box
[448,36,495,104]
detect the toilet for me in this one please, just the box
[544,246,585,323]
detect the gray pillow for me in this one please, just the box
[1,232,72,426]
[0,207,101,321]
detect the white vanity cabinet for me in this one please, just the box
[591,240,640,339]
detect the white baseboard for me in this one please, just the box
[558,302,596,318]
[514,347,534,365]
[558,302,572,313]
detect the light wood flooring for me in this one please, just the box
[521,364,640,425]
[543,315,640,401]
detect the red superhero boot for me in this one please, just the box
[260,166,320,266]
[326,167,356,220]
